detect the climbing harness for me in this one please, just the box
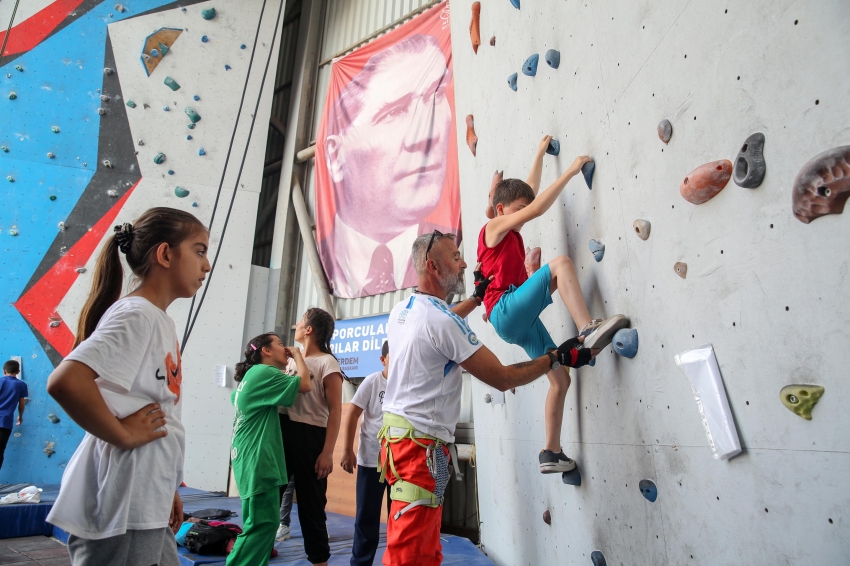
[378,413,462,521]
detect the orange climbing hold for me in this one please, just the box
[466,115,478,157]
[525,247,541,277]
[680,160,732,204]
[470,2,481,54]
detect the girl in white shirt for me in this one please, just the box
[46,207,210,566]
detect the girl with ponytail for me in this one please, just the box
[227,332,311,565]
[278,307,343,566]
[46,207,209,566]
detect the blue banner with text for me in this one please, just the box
[330,314,389,377]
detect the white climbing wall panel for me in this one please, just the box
[450,1,850,564]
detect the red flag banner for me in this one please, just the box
[314,1,460,299]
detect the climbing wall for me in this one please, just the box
[0,0,284,490]
[451,1,850,564]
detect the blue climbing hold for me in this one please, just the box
[225,64,232,70]
[193,95,200,101]
[198,148,206,156]
[175,186,190,198]
[509,0,520,9]
[186,135,193,140]
[240,44,246,49]
[153,153,166,164]
[546,139,560,156]
[201,35,209,43]
[545,49,560,69]
[591,550,607,566]
[507,72,518,91]
[150,49,159,58]
[163,106,170,111]
[191,202,198,207]
[589,239,605,262]
[168,170,174,175]
[522,54,539,76]
[582,160,595,190]
[588,358,596,367]
[613,328,638,358]
[185,107,201,123]
[639,479,657,502]
[158,42,170,56]
[187,123,196,129]
[201,7,216,20]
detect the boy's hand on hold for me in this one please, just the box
[555,335,599,368]
[472,262,493,302]
[566,155,591,177]
[118,403,168,450]
[315,451,334,479]
[341,448,356,474]
[538,135,553,154]
[169,491,183,533]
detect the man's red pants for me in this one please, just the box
[380,437,448,566]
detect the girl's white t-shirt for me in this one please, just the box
[46,296,186,540]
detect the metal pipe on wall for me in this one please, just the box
[291,172,335,315]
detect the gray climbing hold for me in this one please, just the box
[193,95,200,101]
[522,53,539,76]
[97,108,106,115]
[48,414,61,424]
[633,219,651,240]
[546,139,560,156]
[52,126,60,133]
[115,4,125,12]
[137,139,144,146]
[150,49,159,58]
[100,95,110,102]
[49,321,60,327]
[158,42,170,56]
[638,479,657,502]
[591,550,607,566]
[733,132,766,189]
[581,160,595,190]
[104,67,114,75]
[185,107,201,123]
[588,240,605,262]
[168,170,174,175]
[507,72,518,91]
[674,262,687,279]
[8,228,18,236]
[545,49,560,69]
[143,103,150,109]
[510,0,520,9]
[612,328,638,358]
[43,442,55,457]
[657,119,673,144]
[201,35,209,43]
[224,64,232,70]
[75,267,86,273]
[8,92,17,100]
[153,153,166,164]
[107,189,119,197]
[198,148,206,156]
[175,186,190,198]
[561,465,581,486]
[187,123,196,129]
[102,160,113,168]
[201,7,217,19]
[164,76,181,91]
[142,53,151,63]
[15,65,23,72]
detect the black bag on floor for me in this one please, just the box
[183,522,236,555]
[188,508,234,520]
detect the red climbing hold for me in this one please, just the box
[791,145,850,224]
[466,115,478,157]
[470,2,481,54]
[680,160,732,204]
[525,247,541,277]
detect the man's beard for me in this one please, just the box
[437,268,465,296]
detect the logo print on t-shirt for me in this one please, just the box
[156,341,183,404]
[379,391,385,404]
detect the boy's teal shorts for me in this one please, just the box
[489,264,557,359]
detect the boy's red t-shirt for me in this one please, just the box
[477,223,527,316]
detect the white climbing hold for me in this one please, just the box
[115,4,125,12]
[98,108,106,115]
[137,139,144,146]
[102,159,113,168]
[104,67,114,75]
[58,221,66,231]
[107,189,119,197]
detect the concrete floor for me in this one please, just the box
[0,537,69,566]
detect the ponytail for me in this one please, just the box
[74,208,207,348]
[234,332,277,382]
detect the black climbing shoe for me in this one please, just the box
[539,449,576,473]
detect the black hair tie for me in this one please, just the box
[114,223,135,254]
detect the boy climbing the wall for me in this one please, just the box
[477,136,630,474]
[0,360,28,471]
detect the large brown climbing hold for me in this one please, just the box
[525,247,541,277]
[791,145,850,224]
[674,262,688,279]
[470,3,481,54]
[657,119,673,144]
[486,170,502,219]
[543,510,551,525]
[680,160,732,204]
[466,115,478,157]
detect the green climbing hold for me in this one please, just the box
[48,413,61,424]
[185,107,201,123]
[0,146,7,152]
[9,228,18,236]
[164,76,181,91]
[187,123,196,129]
[52,126,60,133]
[6,176,14,182]
[126,100,137,108]
[175,186,190,198]
[15,65,23,72]
[154,153,166,164]
[49,195,57,201]
[8,92,17,100]
[201,7,216,20]
[158,41,170,56]
[780,384,824,420]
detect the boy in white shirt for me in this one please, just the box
[341,342,390,566]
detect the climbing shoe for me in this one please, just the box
[275,524,290,541]
[539,449,576,473]
[579,315,630,351]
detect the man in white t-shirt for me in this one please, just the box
[341,341,390,566]
[379,231,599,566]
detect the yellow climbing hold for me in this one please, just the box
[779,384,824,420]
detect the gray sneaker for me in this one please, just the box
[579,315,630,350]
[275,524,290,541]
[539,449,576,473]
